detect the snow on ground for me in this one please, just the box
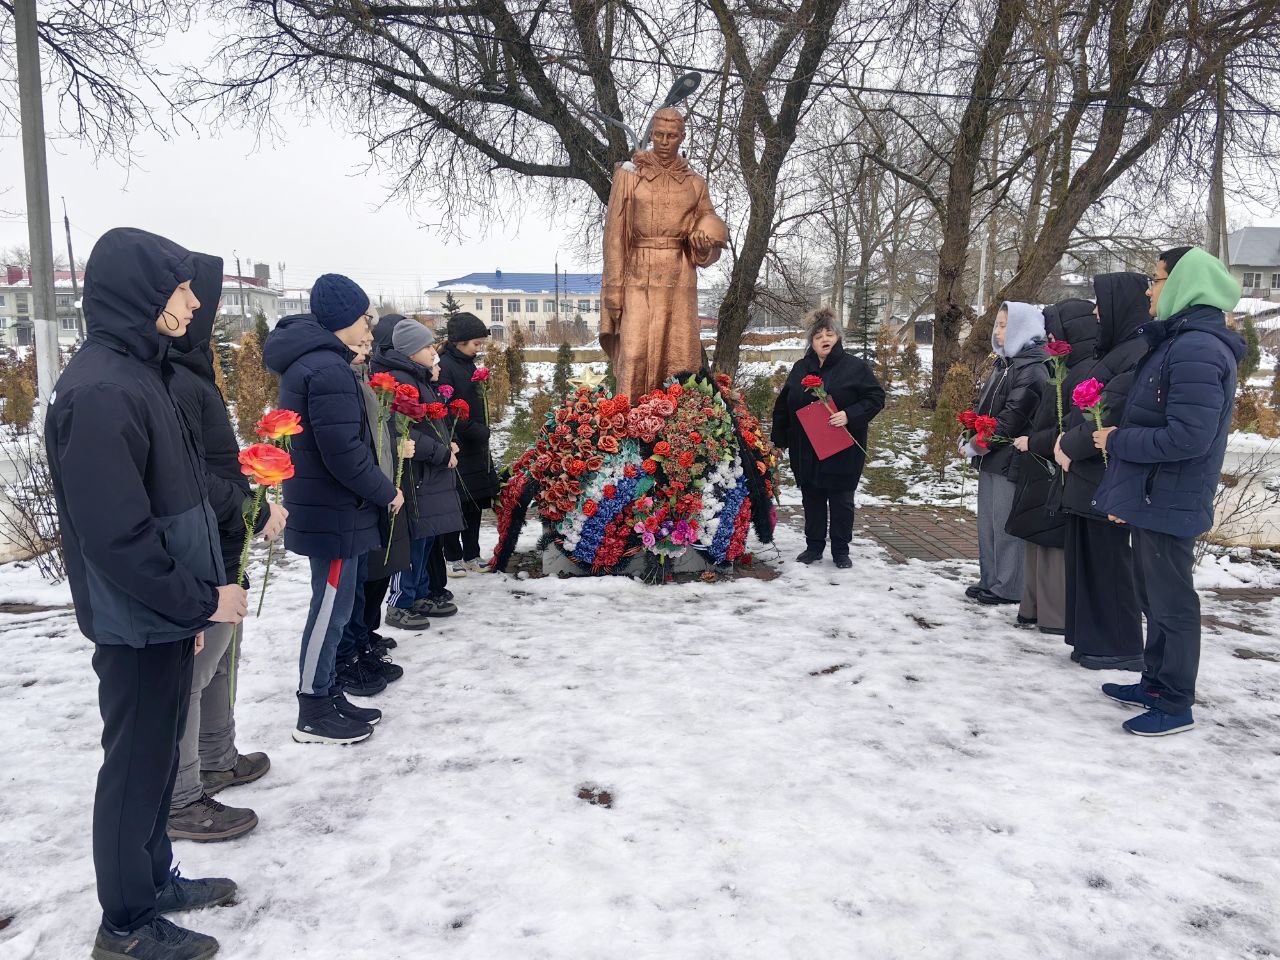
[3,514,1280,960]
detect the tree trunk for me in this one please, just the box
[926,0,1024,403]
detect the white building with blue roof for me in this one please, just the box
[425,270,602,342]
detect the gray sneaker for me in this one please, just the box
[167,794,258,843]
[201,752,270,797]
[385,606,432,631]
[414,597,458,617]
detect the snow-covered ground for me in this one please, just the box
[3,512,1280,960]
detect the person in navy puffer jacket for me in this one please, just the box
[1092,246,1244,738]
[264,274,403,746]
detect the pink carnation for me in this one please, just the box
[1072,378,1105,409]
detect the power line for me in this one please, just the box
[336,17,1280,119]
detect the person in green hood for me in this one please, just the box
[1091,246,1245,737]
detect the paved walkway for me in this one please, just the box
[854,505,978,563]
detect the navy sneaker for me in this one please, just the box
[1123,707,1195,737]
[1101,682,1159,710]
[154,867,237,914]
[93,917,218,960]
[332,691,382,726]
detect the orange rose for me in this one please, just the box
[239,443,294,486]
[586,455,605,471]
[583,499,599,517]
[598,435,620,454]
[255,408,303,441]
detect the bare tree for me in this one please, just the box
[182,0,883,376]
[868,0,1280,399]
[4,244,69,271]
[0,0,191,156]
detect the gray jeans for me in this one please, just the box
[170,622,240,811]
[977,470,1025,601]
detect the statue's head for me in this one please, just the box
[650,107,686,162]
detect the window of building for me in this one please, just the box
[526,300,538,313]
[593,300,601,313]
[475,298,484,310]
[577,299,590,313]
[560,300,571,313]
[0,294,5,306]
[0,317,7,329]
[1272,273,1280,288]
[16,294,29,314]
[1243,272,1263,288]
[507,299,520,313]
[56,294,75,307]
[490,300,503,325]
[60,316,78,332]
[543,299,555,312]
[528,320,537,334]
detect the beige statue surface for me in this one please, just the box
[600,107,728,400]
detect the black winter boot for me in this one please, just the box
[292,693,373,745]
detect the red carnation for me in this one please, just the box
[642,458,658,475]
[583,499,599,517]
[654,441,672,457]
[974,415,999,436]
[395,383,419,402]
[370,372,399,393]
[449,398,471,420]
[957,409,978,430]
[424,402,449,420]
[568,459,587,477]
[623,463,638,479]
[603,484,617,499]
[392,397,427,420]
[677,450,695,468]
[688,431,702,444]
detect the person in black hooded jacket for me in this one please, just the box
[436,311,499,575]
[770,307,885,568]
[165,253,278,844]
[1004,298,1098,635]
[1053,272,1149,670]
[45,227,247,960]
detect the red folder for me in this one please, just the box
[796,400,855,460]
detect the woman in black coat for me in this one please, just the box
[1004,298,1098,635]
[435,311,499,574]
[770,307,886,568]
[1054,272,1150,670]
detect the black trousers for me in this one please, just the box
[801,486,856,558]
[1132,528,1200,713]
[364,575,391,636]
[442,501,483,563]
[92,638,195,932]
[427,538,448,595]
[1064,514,1143,657]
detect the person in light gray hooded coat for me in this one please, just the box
[962,301,1048,605]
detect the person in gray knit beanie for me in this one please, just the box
[392,318,436,357]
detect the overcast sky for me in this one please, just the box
[1,14,1278,306]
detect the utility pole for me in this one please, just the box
[1205,67,1230,264]
[62,197,84,339]
[234,252,248,336]
[16,0,62,413]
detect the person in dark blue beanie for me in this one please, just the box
[265,277,404,745]
[311,273,373,333]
